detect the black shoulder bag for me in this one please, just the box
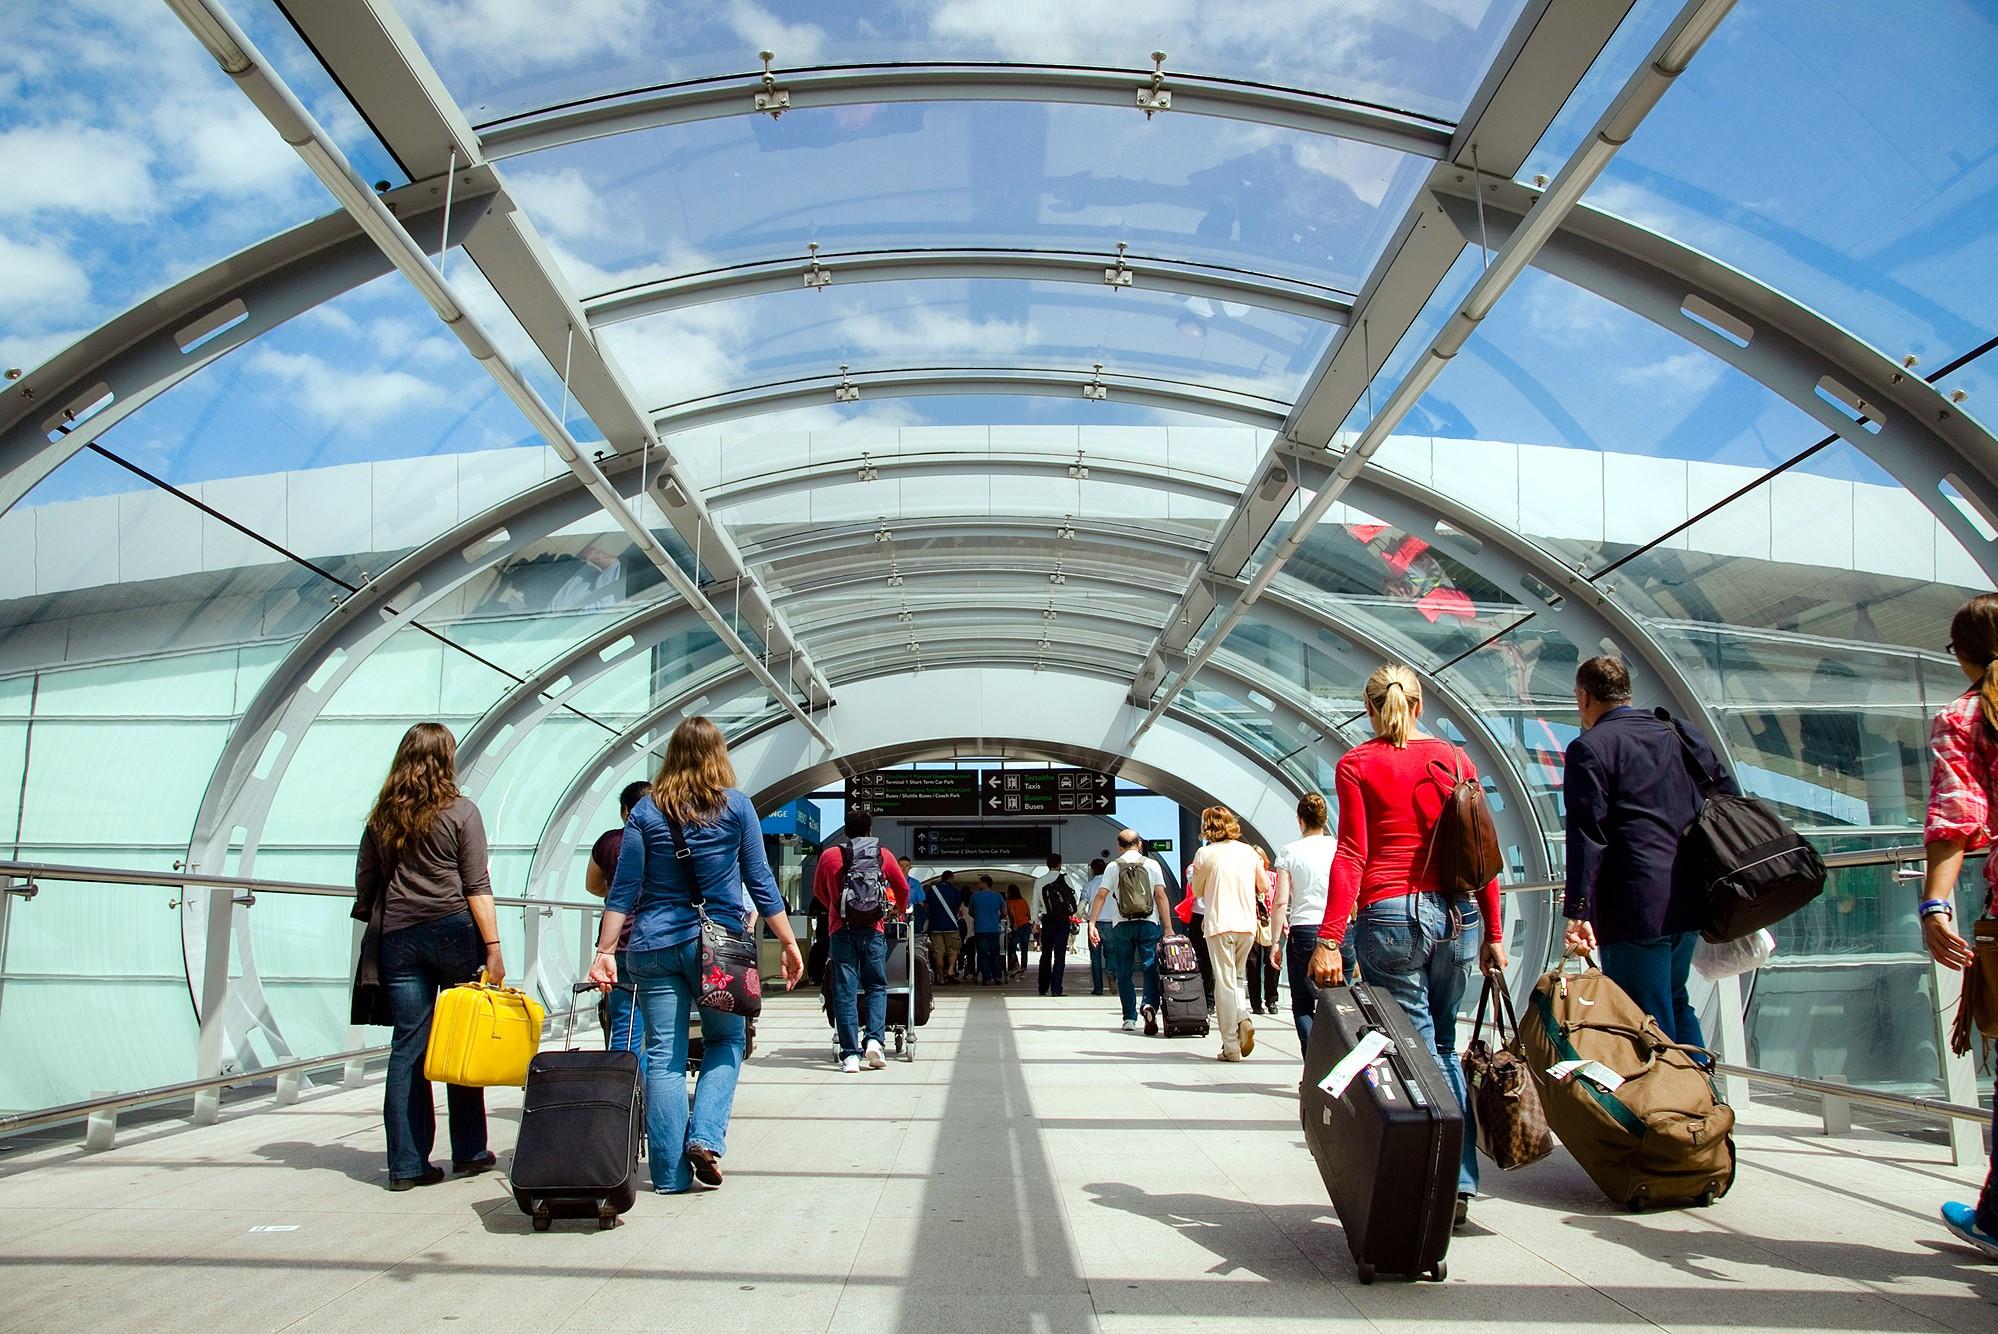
[1659,709,1826,942]
[666,819,765,1018]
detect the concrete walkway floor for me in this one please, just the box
[1,968,1994,1332]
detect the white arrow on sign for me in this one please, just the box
[989,796,1002,809]
[1097,795,1111,808]
[1094,773,1111,788]
[987,775,1002,790]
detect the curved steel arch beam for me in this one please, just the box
[0,179,494,516]
[589,247,1352,328]
[706,448,1249,513]
[475,63,1457,163]
[1434,184,1998,583]
[654,368,1289,435]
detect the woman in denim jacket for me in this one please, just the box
[588,716,803,1193]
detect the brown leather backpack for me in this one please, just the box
[1423,750,1503,895]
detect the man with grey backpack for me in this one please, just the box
[812,810,911,1073]
[1089,829,1174,1033]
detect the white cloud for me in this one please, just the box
[397,0,650,74]
[0,326,92,377]
[246,347,448,424]
[1613,350,1726,399]
[0,234,92,317]
[0,124,157,221]
[164,94,309,202]
[599,300,757,407]
[1518,275,1624,349]
[724,0,828,63]
[507,165,620,246]
[835,308,1035,359]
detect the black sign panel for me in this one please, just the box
[844,770,980,817]
[912,825,1055,861]
[977,768,1116,816]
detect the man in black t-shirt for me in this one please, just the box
[586,781,653,1058]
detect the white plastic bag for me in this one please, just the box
[1693,928,1776,981]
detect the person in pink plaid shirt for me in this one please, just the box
[1921,593,1998,1260]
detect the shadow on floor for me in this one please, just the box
[254,1139,385,1185]
[1083,1180,1338,1279]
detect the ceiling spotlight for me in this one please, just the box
[1256,465,1290,501]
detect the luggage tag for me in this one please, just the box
[1546,1058,1625,1091]
[1319,1029,1393,1099]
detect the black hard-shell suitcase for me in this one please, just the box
[1159,969,1210,1037]
[885,938,934,1030]
[1299,985,1460,1283]
[511,984,644,1231]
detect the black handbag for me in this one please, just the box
[666,819,764,1018]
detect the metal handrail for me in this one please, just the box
[1716,1063,1988,1123]
[0,1005,598,1139]
[0,858,598,912]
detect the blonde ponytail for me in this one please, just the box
[1363,664,1423,748]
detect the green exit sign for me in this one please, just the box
[1147,838,1175,853]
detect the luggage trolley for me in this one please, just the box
[887,914,921,1062]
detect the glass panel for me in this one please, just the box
[410,1,1527,124]
[604,279,1333,411]
[0,3,332,376]
[516,100,1429,298]
[1569,0,1998,377]
[1435,623,1581,832]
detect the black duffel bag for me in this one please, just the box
[1663,710,1826,942]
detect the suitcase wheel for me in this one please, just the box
[531,1206,552,1233]
[1426,1260,1447,1282]
[1356,1262,1376,1285]
[597,1203,618,1231]
[1695,1188,1716,1209]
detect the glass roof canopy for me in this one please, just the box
[3,0,1995,913]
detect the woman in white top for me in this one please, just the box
[1272,792,1339,1044]
[1187,805,1267,1061]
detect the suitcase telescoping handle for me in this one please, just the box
[1349,982,1432,1110]
[570,979,638,1050]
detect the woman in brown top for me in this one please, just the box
[352,722,505,1190]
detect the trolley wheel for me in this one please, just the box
[1426,1260,1448,1282]
[1356,1261,1376,1285]
[597,1204,617,1231]
[531,1207,552,1233]
[893,1030,905,1054]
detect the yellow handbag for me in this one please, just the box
[424,974,546,1087]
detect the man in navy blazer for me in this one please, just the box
[1562,656,1736,1046]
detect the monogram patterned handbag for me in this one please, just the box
[1462,975,1553,1171]
[666,819,764,1018]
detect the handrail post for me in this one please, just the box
[1931,954,1984,1166]
[84,1090,117,1151]
[1710,972,1752,1109]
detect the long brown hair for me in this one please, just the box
[651,715,735,826]
[1951,593,1998,733]
[367,722,460,856]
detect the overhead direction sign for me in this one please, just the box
[843,770,981,817]
[913,825,1055,860]
[978,768,1116,816]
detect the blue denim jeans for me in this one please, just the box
[1088,929,1108,992]
[1009,923,1033,972]
[1599,932,1705,1049]
[627,940,745,1193]
[379,909,487,1180]
[829,927,888,1058]
[975,932,1003,983]
[1109,919,1162,1021]
[1351,892,1480,1196]
[603,957,646,1079]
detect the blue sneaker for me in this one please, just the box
[1940,1202,1998,1259]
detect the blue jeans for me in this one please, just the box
[829,927,888,1058]
[628,940,745,1193]
[379,909,487,1180]
[1009,923,1033,972]
[1599,932,1704,1049]
[1287,925,1359,1043]
[1351,893,1480,1196]
[975,932,1003,983]
[1108,919,1162,1021]
[1088,930,1108,993]
[603,957,646,1078]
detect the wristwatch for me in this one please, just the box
[1918,898,1954,919]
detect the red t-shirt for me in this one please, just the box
[812,842,911,934]
[1319,736,1503,945]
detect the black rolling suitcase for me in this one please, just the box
[512,983,644,1231]
[1298,985,1460,1283]
[1159,968,1210,1037]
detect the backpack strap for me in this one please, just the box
[1653,707,1723,799]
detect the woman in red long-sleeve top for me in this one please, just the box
[1309,663,1506,1226]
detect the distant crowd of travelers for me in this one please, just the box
[352,593,1998,1260]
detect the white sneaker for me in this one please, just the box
[1121,1019,1138,1032]
[864,1040,886,1069]
[840,1055,861,1074]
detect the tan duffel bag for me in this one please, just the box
[1519,957,1735,1211]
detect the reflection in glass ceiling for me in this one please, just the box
[403,0,1529,125]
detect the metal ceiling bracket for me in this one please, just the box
[756,51,790,118]
[803,241,832,290]
[835,363,861,403]
[1083,364,1108,401]
[1104,241,1133,289]
[1137,51,1172,117]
